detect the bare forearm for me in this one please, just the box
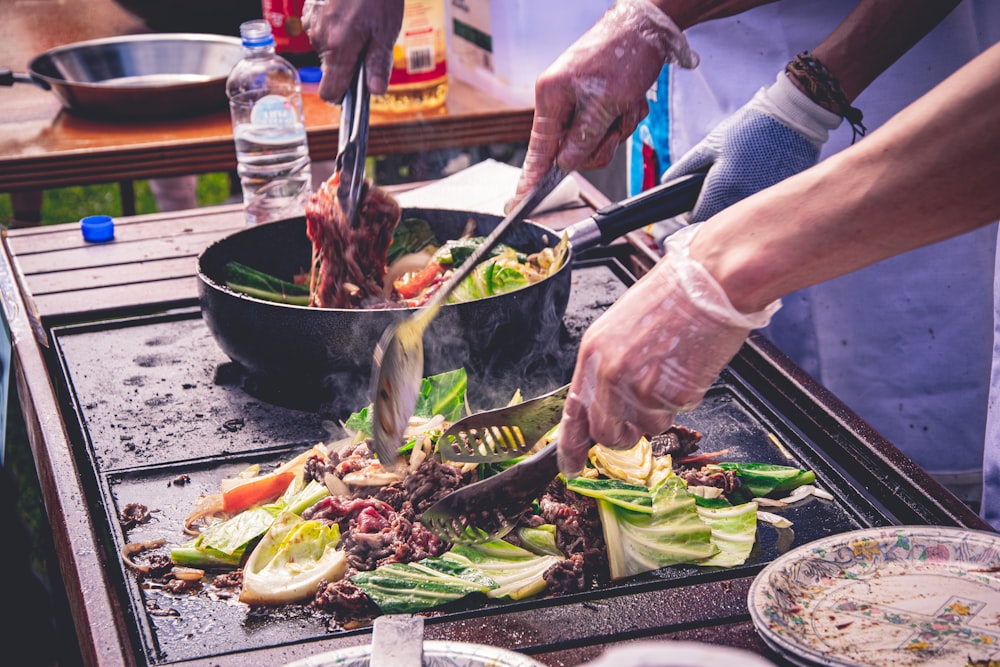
[652,0,961,102]
[691,42,1000,313]
[649,0,778,30]
[812,0,962,101]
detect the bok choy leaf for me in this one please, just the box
[570,476,717,580]
[345,368,467,436]
[446,540,563,600]
[350,556,495,614]
[716,462,815,502]
[224,261,310,306]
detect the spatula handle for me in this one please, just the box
[568,171,705,251]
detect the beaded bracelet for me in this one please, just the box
[785,51,867,143]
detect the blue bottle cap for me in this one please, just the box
[81,215,114,243]
[299,66,322,83]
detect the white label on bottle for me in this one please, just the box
[250,94,299,134]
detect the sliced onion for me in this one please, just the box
[121,538,167,574]
[776,485,815,504]
[405,413,445,436]
[171,566,205,581]
[757,511,793,528]
[752,497,788,507]
[342,465,404,487]
[183,494,225,535]
[811,486,834,500]
[323,472,351,497]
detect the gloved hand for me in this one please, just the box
[302,0,405,103]
[661,71,842,223]
[511,0,698,208]
[557,224,780,477]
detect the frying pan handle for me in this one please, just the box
[567,171,705,251]
[0,67,50,90]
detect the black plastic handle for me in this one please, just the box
[567,171,705,251]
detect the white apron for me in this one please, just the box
[666,0,1000,503]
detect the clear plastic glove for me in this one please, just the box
[557,225,780,477]
[660,71,842,223]
[302,0,405,103]
[512,0,698,208]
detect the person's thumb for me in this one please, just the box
[556,396,593,478]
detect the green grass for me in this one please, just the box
[0,173,234,227]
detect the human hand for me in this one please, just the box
[557,225,780,477]
[302,0,405,103]
[661,72,841,223]
[511,0,698,208]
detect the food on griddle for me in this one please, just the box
[306,176,402,308]
[129,369,820,627]
[225,184,568,309]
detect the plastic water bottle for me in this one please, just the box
[227,19,312,225]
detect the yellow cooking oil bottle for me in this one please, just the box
[371,0,449,112]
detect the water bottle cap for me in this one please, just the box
[239,19,275,48]
[299,66,322,83]
[81,215,115,243]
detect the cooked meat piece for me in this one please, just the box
[306,178,402,308]
[212,570,243,589]
[675,467,741,495]
[367,482,407,511]
[119,502,152,529]
[301,495,446,570]
[312,572,379,618]
[402,457,472,513]
[538,483,609,587]
[649,425,703,458]
[544,553,587,596]
[162,578,202,594]
[142,553,175,579]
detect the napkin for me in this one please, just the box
[394,158,582,216]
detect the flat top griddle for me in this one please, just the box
[45,249,983,667]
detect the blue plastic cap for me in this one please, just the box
[239,19,275,48]
[299,66,322,83]
[81,215,114,243]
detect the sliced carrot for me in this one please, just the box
[222,471,296,515]
[394,261,444,299]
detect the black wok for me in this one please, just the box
[0,33,242,120]
[197,173,704,397]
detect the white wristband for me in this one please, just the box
[752,71,842,147]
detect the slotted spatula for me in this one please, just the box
[420,441,562,544]
[437,383,568,463]
[368,165,569,465]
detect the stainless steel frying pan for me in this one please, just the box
[0,33,242,120]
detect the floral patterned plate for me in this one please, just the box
[748,525,1000,667]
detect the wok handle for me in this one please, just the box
[567,171,705,251]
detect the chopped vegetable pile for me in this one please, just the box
[121,369,827,627]
[224,216,568,309]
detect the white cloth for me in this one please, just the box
[667,0,1000,502]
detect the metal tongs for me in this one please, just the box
[336,62,369,229]
[367,165,569,465]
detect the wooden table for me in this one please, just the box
[0,0,533,193]
[0,172,990,667]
